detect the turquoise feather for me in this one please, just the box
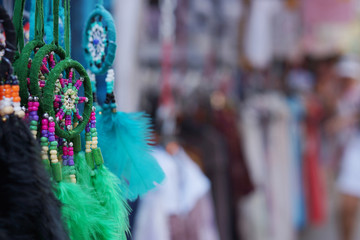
[97,108,165,200]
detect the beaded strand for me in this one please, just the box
[28,96,39,138]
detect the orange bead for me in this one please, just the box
[12,85,19,91]
[13,96,21,102]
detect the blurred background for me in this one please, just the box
[5,0,360,239]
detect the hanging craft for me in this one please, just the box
[83,1,164,200]
[83,3,116,75]
[0,9,68,238]
[15,0,130,239]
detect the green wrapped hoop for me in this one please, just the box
[29,44,66,107]
[83,4,116,74]
[42,59,93,140]
[14,40,45,106]
[13,0,46,106]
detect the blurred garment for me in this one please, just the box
[133,147,219,240]
[337,132,360,197]
[303,96,327,224]
[287,96,307,229]
[180,124,233,240]
[240,92,295,240]
[243,0,282,69]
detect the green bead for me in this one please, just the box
[90,128,96,133]
[41,142,48,146]
[50,141,58,146]
[51,162,62,182]
[30,126,37,130]
[30,120,38,125]
[85,152,95,170]
[49,145,57,150]
[41,137,48,142]
[91,132,97,137]
[92,148,104,166]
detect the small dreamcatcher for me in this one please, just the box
[83,1,164,201]
[83,3,116,75]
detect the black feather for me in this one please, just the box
[0,115,69,240]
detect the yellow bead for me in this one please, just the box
[85,149,91,153]
[51,159,58,163]
[50,155,58,160]
[50,150,57,155]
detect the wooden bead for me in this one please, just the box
[2,106,14,115]
[15,110,25,118]
[69,174,76,183]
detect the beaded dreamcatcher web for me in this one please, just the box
[87,19,107,67]
[83,4,116,75]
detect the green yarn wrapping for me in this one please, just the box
[13,40,45,106]
[42,59,93,139]
[28,44,65,105]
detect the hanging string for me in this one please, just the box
[64,0,71,57]
[34,0,45,41]
[53,0,60,45]
[12,0,26,51]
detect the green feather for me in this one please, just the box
[55,181,116,240]
[93,165,130,240]
[75,151,130,239]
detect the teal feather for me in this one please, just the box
[97,109,165,200]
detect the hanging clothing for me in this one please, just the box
[303,96,327,225]
[180,122,234,240]
[240,92,295,240]
[287,96,307,229]
[133,147,219,240]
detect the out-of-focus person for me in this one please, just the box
[327,55,360,240]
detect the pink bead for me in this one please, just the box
[41,119,48,124]
[33,102,40,107]
[41,126,48,130]
[68,151,74,156]
[49,127,55,132]
[28,102,33,107]
[49,122,55,127]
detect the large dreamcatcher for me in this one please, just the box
[13,0,129,239]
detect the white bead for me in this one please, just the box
[50,155,58,160]
[50,150,57,155]
[85,149,91,153]
[51,159,58,163]
[42,154,48,160]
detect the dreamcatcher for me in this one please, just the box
[83,1,164,200]
[14,0,129,239]
[0,5,68,239]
